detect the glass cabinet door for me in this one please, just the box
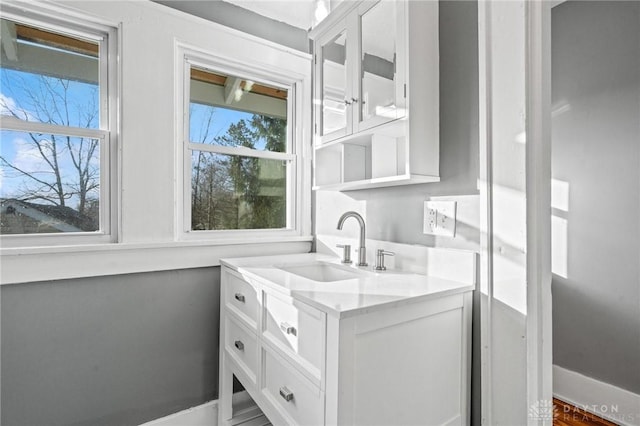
[359,1,399,129]
[321,28,349,139]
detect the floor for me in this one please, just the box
[231,392,271,426]
[554,399,619,426]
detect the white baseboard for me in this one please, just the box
[554,365,640,426]
[139,400,218,426]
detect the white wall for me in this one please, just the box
[1,0,313,284]
[60,0,310,244]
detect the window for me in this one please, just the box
[0,9,116,244]
[182,53,303,238]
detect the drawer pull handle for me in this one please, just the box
[234,293,245,303]
[279,386,294,402]
[280,322,297,336]
[234,340,244,351]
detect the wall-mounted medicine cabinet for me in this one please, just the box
[310,0,439,191]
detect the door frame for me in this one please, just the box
[525,1,553,423]
[478,1,553,424]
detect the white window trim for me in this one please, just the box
[0,238,313,285]
[0,3,119,248]
[175,42,311,242]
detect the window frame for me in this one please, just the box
[177,44,308,241]
[0,4,118,247]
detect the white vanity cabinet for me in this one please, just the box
[218,260,472,426]
[311,0,439,190]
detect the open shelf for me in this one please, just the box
[313,173,440,191]
[313,119,440,190]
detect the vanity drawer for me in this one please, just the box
[224,316,258,386]
[262,289,325,381]
[223,268,259,329]
[262,347,324,426]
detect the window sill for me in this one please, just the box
[0,236,313,285]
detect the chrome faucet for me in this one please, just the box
[336,211,367,266]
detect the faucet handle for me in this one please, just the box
[336,244,352,264]
[375,249,395,271]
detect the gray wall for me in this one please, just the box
[551,1,640,394]
[1,267,220,425]
[314,1,481,422]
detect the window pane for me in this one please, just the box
[191,151,287,231]
[0,130,100,234]
[0,18,100,129]
[190,68,287,153]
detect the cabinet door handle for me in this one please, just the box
[280,322,297,336]
[279,386,294,402]
[234,340,244,351]
[234,293,245,303]
[344,99,352,105]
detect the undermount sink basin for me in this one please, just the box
[279,262,365,282]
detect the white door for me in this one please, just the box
[478,1,553,424]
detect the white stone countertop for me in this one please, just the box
[221,253,474,318]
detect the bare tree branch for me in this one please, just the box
[0,155,58,191]
[1,72,101,222]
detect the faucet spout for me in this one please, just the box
[336,211,367,266]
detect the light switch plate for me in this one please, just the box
[423,201,457,237]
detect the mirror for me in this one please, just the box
[322,29,348,136]
[360,1,397,122]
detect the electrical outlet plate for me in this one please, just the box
[423,202,438,234]
[423,201,457,237]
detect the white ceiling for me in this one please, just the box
[222,0,319,29]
